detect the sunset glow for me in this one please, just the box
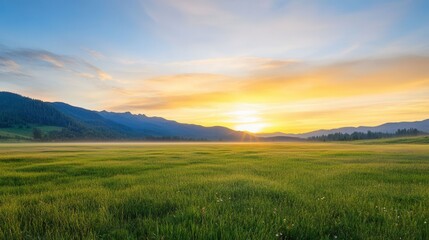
[235,123,267,133]
[1,1,428,133]
[229,109,268,133]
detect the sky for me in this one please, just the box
[1,0,429,133]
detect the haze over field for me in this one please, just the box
[1,0,429,133]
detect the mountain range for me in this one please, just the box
[0,91,428,141]
[257,119,429,138]
[0,92,255,141]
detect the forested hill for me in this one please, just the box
[0,92,74,128]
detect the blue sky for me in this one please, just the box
[1,0,429,132]
[2,0,428,61]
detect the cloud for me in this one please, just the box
[0,47,112,81]
[0,58,25,76]
[96,70,112,80]
[38,53,65,68]
[239,55,429,100]
[168,57,297,74]
[109,91,237,111]
[118,55,429,109]
[140,0,409,59]
[84,48,105,60]
[138,73,243,94]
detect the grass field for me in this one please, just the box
[360,135,429,144]
[0,142,428,239]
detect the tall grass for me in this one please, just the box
[0,142,428,239]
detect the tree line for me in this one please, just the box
[309,128,424,141]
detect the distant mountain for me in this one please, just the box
[98,111,254,140]
[50,102,136,138]
[257,119,429,139]
[0,91,254,141]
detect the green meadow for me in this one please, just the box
[0,142,428,240]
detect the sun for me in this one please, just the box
[235,123,266,133]
[229,108,267,133]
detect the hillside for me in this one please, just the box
[0,126,62,140]
[51,102,136,138]
[0,92,75,128]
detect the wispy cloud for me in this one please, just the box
[141,0,409,59]
[0,58,27,76]
[108,54,429,131]
[0,47,112,81]
[84,48,106,60]
[118,55,429,107]
[167,57,297,75]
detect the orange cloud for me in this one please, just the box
[106,55,429,132]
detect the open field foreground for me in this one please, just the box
[0,142,428,240]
